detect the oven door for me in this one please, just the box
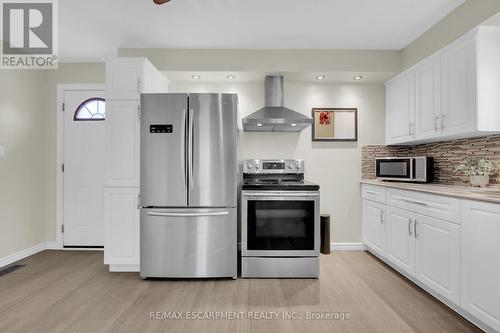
[376,158,414,180]
[242,191,320,257]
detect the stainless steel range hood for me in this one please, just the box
[243,76,312,132]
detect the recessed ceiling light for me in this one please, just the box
[316,75,326,80]
[192,75,201,80]
[227,75,236,80]
[291,123,297,127]
[353,75,363,81]
[257,123,263,127]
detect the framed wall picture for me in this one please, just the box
[311,108,358,142]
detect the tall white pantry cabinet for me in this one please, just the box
[104,58,169,272]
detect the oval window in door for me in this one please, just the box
[74,98,106,121]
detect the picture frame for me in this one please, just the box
[311,108,358,142]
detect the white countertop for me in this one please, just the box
[361,179,500,204]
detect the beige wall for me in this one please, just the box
[402,0,500,69]
[169,81,386,242]
[118,49,401,73]
[0,64,104,258]
[0,70,50,258]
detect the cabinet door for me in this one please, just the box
[386,71,415,144]
[415,214,460,304]
[105,100,140,187]
[362,200,386,257]
[441,35,477,136]
[415,56,441,140]
[386,206,415,275]
[461,200,500,331]
[106,61,143,100]
[104,188,140,267]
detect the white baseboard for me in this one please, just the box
[45,242,61,250]
[0,242,103,269]
[0,242,49,268]
[330,242,367,251]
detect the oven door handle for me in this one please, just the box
[243,192,319,198]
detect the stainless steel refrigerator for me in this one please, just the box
[139,93,238,279]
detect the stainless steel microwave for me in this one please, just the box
[375,157,434,183]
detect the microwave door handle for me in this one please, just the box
[410,158,414,180]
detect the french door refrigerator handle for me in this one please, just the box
[146,211,229,217]
[181,109,187,190]
[188,108,194,189]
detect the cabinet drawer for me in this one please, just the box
[387,189,460,223]
[362,184,386,204]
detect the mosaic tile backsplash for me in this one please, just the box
[362,134,500,185]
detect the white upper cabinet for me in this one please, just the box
[386,71,415,144]
[385,26,500,145]
[415,55,441,140]
[461,200,500,332]
[105,58,169,188]
[106,58,169,101]
[441,34,477,137]
[105,100,140,187]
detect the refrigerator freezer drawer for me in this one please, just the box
[140,208,237,278]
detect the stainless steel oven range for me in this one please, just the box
[241,159,320,278]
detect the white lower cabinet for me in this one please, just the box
[461,200,500,331]
[415,214,460,305]
[362,199,386,257]
[362,184,500,332]
[386,206,416,276]
[384,205,460,304]
[104,187,140,271]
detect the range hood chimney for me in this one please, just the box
[243,76,313,132]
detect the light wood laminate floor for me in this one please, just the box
[0,251,481,333]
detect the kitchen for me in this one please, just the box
[1,1,500,332]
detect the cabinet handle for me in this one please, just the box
[380,210,384,224]
[414,220,419,238]
[402,198,428,207]
[137,78,142,94]
[408,122,412,136]
[408,218,413,236]
[441,114,445,130]
[434,115,440,131]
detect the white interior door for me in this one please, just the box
[63,89,105,246]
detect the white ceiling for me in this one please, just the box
[60,0,465,62]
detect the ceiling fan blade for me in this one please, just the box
[153,0,170,4]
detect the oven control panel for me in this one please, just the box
[243,159,304,174]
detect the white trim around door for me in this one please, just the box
[56,84,105,250]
